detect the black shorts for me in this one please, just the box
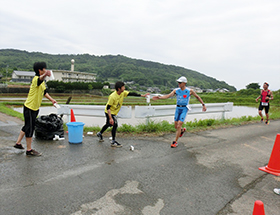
[22,106,39,138]
[258,102,270,114]
[105,112,118,127]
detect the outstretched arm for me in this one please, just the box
[127,92,150,97]
[190,89,206,111]
[140,93,150,97]
[45,93,56,105]
[152,90,176,100]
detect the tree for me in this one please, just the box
[246,83,260,90]
[0,49,237,91]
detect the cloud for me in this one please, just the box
[1,0,279,90]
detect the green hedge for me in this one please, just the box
[47,80,104,92]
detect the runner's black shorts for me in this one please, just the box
[258,102,269,114]
[22,105,39,138]
[105,112,118,127]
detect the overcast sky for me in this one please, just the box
[1,0,279,90]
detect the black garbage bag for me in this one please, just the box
[35,113,64,140]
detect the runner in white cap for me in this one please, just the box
[153,76,207,148]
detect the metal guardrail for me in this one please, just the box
[58,105,132,122]
[58,102,233,123]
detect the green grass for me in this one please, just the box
[0,102,24,120]
[1,91,280,136]
[1,90,279,107]
[81,114,269,137]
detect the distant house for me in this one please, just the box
[203,89,214,93]
[12,71,35,82]
[215,88,229,93]
[109,83,115,89]
[124,81,135,85]
[147,87,161,93]
[188,86,203,93]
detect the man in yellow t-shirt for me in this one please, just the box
[97,81,149,147]
[13,62,57,156]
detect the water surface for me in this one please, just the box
[14,105,258,127]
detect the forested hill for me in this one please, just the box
[0,49,236,91]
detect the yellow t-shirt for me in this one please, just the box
[24,76,46,111]
[105,90,129,115]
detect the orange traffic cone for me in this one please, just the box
[259,133,280,176]
[252,200,265,215]
[70,109,76,122]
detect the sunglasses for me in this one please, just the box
[178,82,182,84]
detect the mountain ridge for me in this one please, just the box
[0,49,236,91]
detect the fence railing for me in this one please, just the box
[58,102,233,123]
[135,102,233,119]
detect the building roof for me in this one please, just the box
[53,70,96,76]
[13,71,35,76]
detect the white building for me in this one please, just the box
[12,59,96,83]
[11,70,96,83]
[52,70,96,82]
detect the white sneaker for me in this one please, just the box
[111,140,122,148]
[273,188,280,195]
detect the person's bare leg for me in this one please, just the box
[174,121,178,141]
[16,130,25,144]
[258,110,263,120]
[266,113,269,121]
[26,137,32,151]
[175,121,183,142]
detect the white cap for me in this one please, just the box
[176,76,187,83]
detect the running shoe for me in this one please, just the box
[14,143,24,149]
[265,120,270,125]
[171,141,178,148]
[261,118,264,123]
[97,132,104,142]
[274,188,280,195]
[111,140,122,148]
[26,149,42,157]
[180,128,186,137]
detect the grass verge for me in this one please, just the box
[0,102,24,120]
[1,102,280,137]
[83,106,280,137]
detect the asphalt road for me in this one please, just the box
[0,112,279,215]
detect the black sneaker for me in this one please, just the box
[97,132,104,142]
[26,149,42,157]
[111,140,122,148]
[14,143,24,149]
